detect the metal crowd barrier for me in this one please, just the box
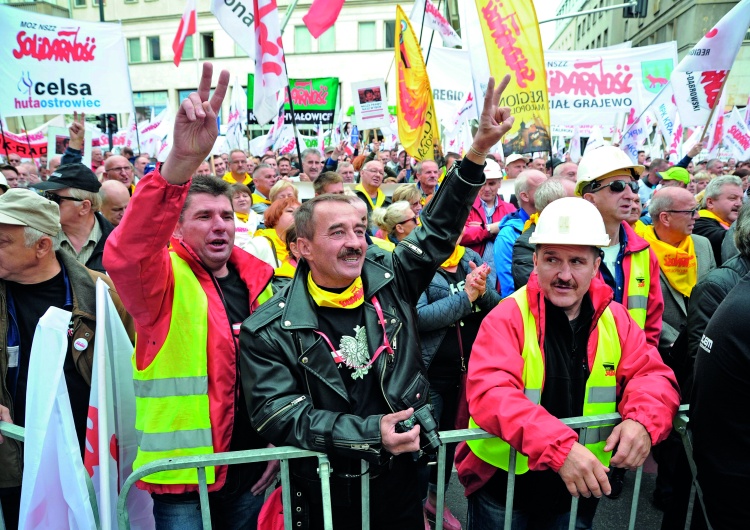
[1,407,697,530]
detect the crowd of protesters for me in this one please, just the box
[0,64,749,530]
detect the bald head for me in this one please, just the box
[553,162,578,183]
[103,155,135,186]
[48,155,62,173]
[100,180,131,227]
[515,169,547,213]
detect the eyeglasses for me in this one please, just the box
[397,217,417,225]
[107,166,132,173]
[42,191,84,204]
[590,180,639,194]
[665,208,699,216]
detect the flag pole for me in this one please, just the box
[19,116,35,162]
[698,72,730,144]
[620,82,670,139]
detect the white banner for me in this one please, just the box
[546,42,678,127]
[351,79,390,130]
[0,5,132,117]
[211,0,256,60]
[19,307,98,530]
[409,0,462,48]
[426,47,477,128]
[724,107,750,160]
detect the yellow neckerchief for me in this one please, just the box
[252,192,271,205]
[307,273,365,309]
[223,173,252,186]
[355,184,386,210]
[441,245,465,269]
[698,209,731,229]
[522,213,539,232]
[235,212,249,223]
[371,236,396,251]
[274,259,297,278]
[255,228,289,265]
[640,225,698,298]
[633,219,647,238]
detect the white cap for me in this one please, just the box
[529,197,610,247]
[505,154,529,165]
[484,159,503,179]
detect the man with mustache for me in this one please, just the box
[693,175,743,266]
[103,64,278,529]
[456,197,679,529]
[240,75,516,530]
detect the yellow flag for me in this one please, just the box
[396,5,440,161]
[475,0,551,156]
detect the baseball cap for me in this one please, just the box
[484,159,504,179]
[505,154,529,165]
[33,163,101,193]
[0,188,61,235]
[658,166,690,185]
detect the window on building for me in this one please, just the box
[318,26,335,52]
[132,91,168,123]
[147,36,160,62]
[127,38,142,63]
[603,29,609,47]
[359,21,376,50]
[92,0,105,6]
[294,25,312,53]
[182,35,194,60]
[201,33,215,59]
[73,0,86,7]
[384,20,396,49]
[124,0,137,4]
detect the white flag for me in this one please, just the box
[443,91,476,134]
[226,75,248,151]
[569,126,582,163]
[671,0,750,126]
[211,0,257,59]
[723,107,750,160]
[410,0,462,47]
[19,308,98,530]
[584,126,605,154]
[253,0,288,125]
[620,109,649,163]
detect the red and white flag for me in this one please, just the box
[253,0,288,125]
[671,0,750,126]
[569,126,581,163]
[620,109,648,163]
[172,0,197,67]
[410,0,462,47]
[707,90,728,157]
[724,107,750,160]
[303,0,346,39]
[444,91,475,134]
[263,89,287,152]
[316,122,325,155]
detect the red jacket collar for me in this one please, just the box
[621,221,649,254]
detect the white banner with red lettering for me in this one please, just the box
[0,5,132,117]
[545,42,678,127]
[671,0,750,127]
[724,107,750,160]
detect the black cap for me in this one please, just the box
[546,157,563,171]
[34,163,101,193]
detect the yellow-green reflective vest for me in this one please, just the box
[625,248,650,329]
[132,253,215,485]
[467,286,622,474]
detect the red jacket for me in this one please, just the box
[605,221,664,348]
[455,273,680,496]
[462,195,516,257]
[103,170,274,494]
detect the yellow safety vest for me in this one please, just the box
[625,248,650,329]
[132,253,215,485]
[467,286,621,474]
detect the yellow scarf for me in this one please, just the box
[355,184,386,210]
[441,245,465,269]
[255,228,289,265]
[235,212,249,223]
[275,259,296,278]
[698,209,731,229]
[522,213,539,232]
[307,274,365,309]
[252,192,271,205]
[640,225,698,298]
[633,219,647,238]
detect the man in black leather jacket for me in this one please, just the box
[239,76,515,530]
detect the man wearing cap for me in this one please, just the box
[504,154,528,180]
[575,145,663,350]
[455,197,679,529]
[463,159,516,284]
[33,163,114,274]
[0,189,133,528]
[659,167,690,189]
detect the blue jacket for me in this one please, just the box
[494,209,529,297]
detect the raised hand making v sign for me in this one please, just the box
[466,74,514,165]
[161,62,230,185]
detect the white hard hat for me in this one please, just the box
[484,159,503,179]
[529,197,610,247]
[575,145,644,197]
[505,153,529,165]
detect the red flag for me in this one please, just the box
[303,0,346,39]
[173,0,197,66]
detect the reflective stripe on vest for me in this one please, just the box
[132,252,215,485]
[467,286,622,474]
[625,248,650,329]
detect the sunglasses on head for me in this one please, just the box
[590,179,639,194]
